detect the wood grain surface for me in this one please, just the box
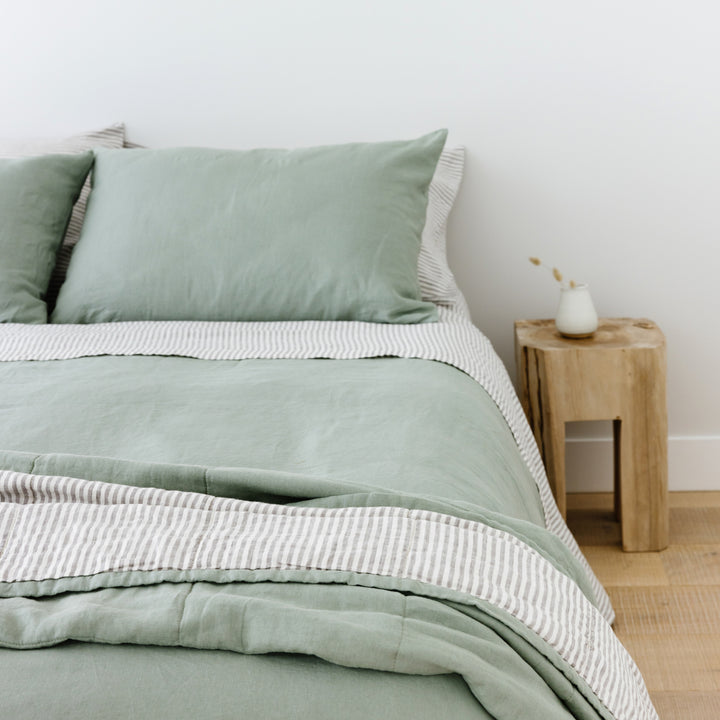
[568,491,720,718]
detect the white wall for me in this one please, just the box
[2,0,718,490]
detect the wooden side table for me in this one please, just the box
[514,318,668,552]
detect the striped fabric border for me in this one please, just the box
[0,470,656,720]
[0,309,613,624]
[418,146,467,311]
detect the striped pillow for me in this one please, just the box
[418,146,467,312]
[0,124,125,309]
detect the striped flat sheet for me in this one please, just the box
[0,469,656,720]
[0,308,612,624]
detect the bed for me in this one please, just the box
[0,127,657,719]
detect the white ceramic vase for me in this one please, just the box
[555,284,598,338]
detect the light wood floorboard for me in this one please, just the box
[567,491,720,719]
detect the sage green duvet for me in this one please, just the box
[0,353,614,719]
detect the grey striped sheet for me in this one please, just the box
[0,308,613,624]
[0,470,656,720]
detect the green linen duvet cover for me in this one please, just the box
[0,322,653,720]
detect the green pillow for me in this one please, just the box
[52,131,446,324]
[0,152,94,323]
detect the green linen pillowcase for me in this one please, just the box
[0,152,94,323]
[52,130,447,324]
[0,123,125,309]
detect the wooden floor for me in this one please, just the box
[567,492,720,719]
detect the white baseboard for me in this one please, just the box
[565,435,720,493]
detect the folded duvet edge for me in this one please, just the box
[0,469,654,720]
[0,308,614,625]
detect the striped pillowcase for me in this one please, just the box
[419,146,467,310]
[0,124,126,308]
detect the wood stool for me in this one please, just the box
[514,318,668,551]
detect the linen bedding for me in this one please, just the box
[0,310,657,720]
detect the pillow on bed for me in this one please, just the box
[52,130,446,324]
[118,137,466,311]
[0,152,94,323]
[0,124,126,306]
[419,145,466,310]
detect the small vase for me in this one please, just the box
[555,284,598,338]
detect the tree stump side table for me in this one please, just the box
[514,318,668,552]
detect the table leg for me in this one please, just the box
[542,418,567,519]
[617,350,669,551]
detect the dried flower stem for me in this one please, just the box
[528,257,578,289]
